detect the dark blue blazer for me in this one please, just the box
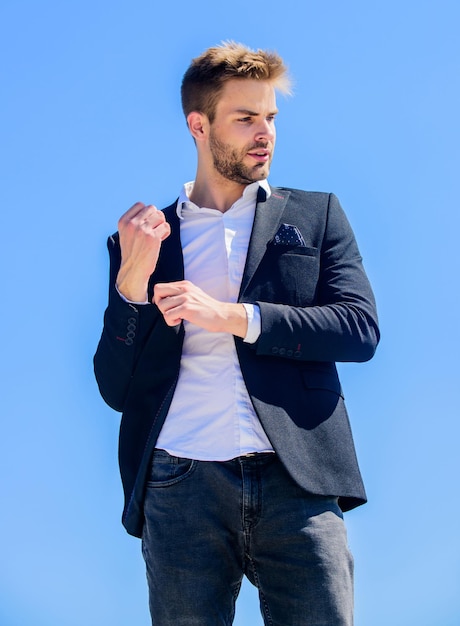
[94,187,379,537]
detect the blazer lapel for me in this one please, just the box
[147,201,184,302]
[156,201,184,282]
[239,187,290,297]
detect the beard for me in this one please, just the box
[209,129,272,185]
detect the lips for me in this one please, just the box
[247,149,271,162]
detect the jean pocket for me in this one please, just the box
[147,449,198,487]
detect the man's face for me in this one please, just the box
[207,79,277,185]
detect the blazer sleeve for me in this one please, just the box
[254,193,380,363]
[93,234,163,411]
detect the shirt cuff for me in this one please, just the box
[116,284,149,305]
[242,303,261,344]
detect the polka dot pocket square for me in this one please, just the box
[272,223,306,247]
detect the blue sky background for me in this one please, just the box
[1,1,459,624]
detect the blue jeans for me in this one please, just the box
[142,450,354,625]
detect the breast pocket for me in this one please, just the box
[274,246,320,305]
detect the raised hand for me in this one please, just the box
[116,202,171,302]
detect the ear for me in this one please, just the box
[187,111,208,142]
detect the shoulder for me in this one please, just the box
[270,186,338,209]
[269,186,342,219]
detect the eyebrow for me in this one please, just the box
[233,108,279,116]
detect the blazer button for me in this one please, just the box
[271,347,279,355]
[287,349,293,357]
[278,347,286,356]
[294,351,302,358]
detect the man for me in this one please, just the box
[94,41,379,625]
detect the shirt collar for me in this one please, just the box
[176,179,271,219]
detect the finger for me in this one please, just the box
[141,205,165,223]
[153,283,182,306]
[164,314,182,327]
[118,202,147,225]
[159,222,171,241]
[118,203,163,229]
[142,220,171,244]
[141,211,168,234]
[161,296,186,326]
[153,290,184,325]
[153,282,186,303]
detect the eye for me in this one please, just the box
[237,117,252,123]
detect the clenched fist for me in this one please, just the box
[116,202,171,302]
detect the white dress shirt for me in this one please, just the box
[155,180,274,460]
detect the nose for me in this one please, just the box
[255,119,275,143]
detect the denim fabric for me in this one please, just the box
[142,450,354,625]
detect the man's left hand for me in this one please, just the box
[153,281,248,338]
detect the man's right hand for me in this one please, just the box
[116,202,171,302]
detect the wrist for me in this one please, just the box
[219,303,248,338]
[116,267,149,302]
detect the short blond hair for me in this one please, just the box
[181,41,291,123]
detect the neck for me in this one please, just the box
[189,169,248,213]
